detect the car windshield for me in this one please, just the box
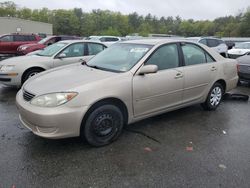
[38,36,53,44]
[37,43,67,57]
[235,43,250,49]
[86,43,152,72]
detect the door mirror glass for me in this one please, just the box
[139,65,158,75]
[57,53,66,58]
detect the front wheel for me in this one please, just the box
[82,104,124,147]
[22,68,43,84]
[201,83,224,111]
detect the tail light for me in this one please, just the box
[236,63,239,72]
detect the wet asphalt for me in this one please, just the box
[0,84,250,188]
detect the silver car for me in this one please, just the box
[186,37,228,57]
[16,39,238,146]
[0,40,107,87]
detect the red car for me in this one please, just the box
[0,33,41,55]
[17,35,82,55]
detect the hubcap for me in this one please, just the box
[93,114,115,137]
[28,72,38,78]
[210,86,222,106]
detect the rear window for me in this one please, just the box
[207,39,219,47]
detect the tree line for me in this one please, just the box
[1,1,250,37]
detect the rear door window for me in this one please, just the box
[181,43,215,66]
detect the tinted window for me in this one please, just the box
[182,44,207,66]
[207,39,219,47]
[100,37,119,42]
[88,43,105,55]
[60,43,85,57]
[0,35,13,42]
[14,35,26,41]
[146,44,179,70]
[28,35,36,41]
[24,36,31,41]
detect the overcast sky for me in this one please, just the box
[12,0,249,20]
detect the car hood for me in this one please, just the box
[228,48,250,55]
[0,55,51,66]
[23,64,118,95]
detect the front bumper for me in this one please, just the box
[16,90,89,139]
[0,73,21,87]
[238,72,250,81]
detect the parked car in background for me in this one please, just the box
[236,53,250,84]
[16,39,238,146]
[88,36,121,46]
[228,42,250,59]
[186,37,228,57]
[225,41,235,50]
[0,40,107,87]
[0,33,41,55]
[17,35,82,55]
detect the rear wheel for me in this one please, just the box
[201,83,224,111]
[82,104,124,147]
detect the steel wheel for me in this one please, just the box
[82,104,124,147]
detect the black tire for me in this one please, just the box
[201,82,224,111]
[82,104,124,147]
[237,80,241,86]
[22,68,43,84]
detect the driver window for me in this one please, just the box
[145,44,179,71]
[60,43,85,58]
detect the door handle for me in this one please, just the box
[211,66,217,71]
[175,72,183,79]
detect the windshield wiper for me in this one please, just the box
[83,62,122,73]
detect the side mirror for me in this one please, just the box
[139,65,158,75]
[57,53,66,59]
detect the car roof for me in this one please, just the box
[57,40,107,46]
[121,38,190,45]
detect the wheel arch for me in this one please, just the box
[21,66,46,84]
[215,79,226,93]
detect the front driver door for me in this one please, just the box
[53,42,87,68]
[133,43,184,117]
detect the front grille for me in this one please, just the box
[23,90,36,102]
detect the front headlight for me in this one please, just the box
[21,46,28,50]
[0,65,15,72]
[30,92,78,107]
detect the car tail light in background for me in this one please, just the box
[237,64,239,72]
